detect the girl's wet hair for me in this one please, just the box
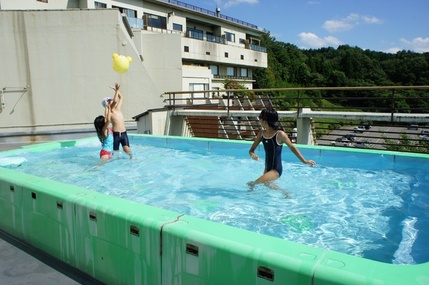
[258,108,280,129]
[94,115,105,142]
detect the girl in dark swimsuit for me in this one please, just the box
[248,108,316,186]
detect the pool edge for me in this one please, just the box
[1,135,428,284]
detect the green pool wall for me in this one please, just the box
[0,135,428,285]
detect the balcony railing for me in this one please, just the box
[159,0,263,31]
[206,34,227,44]
[249,44,267,53]
[162,86,429,153]
[213,75,253,81]
[127,17,144,29]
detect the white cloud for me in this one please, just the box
[298,32,343,48]
[323,13,382,33]
[362,15,382,24]
[384,47,402,54]
[323,20,353,33]
[400,37,429,53]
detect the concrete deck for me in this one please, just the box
[0,231,102,285]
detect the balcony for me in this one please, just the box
[127,17,144,29]
[249,44,267,53]
[126,15,267,54]
[186,30,227,45]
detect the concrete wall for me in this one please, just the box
[182,65,212,92]
[136,110,169,135]
[0,0,140,10]
[137,31,183,93]
[0,9,171,137]
[0,0,78,9]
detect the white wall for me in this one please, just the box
[0,0,75,9]
[182,66,212,93]
[0,9,169,137]
[138,31,183,93]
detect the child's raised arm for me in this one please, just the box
[110,83,121,109]
[101,104,111,138]
[116,90,123,110]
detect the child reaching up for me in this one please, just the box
[109,83,133,159]
[248,108,316,185]
[94,102,113,161]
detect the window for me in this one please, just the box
[226,67,236,77]
[112,6,137,17]
[37,0,48,2]
[225,32,235,42]
[240,55,244,60]
[94,2,106,8]
[209,65,219,75]
[240,68,248,77]
[189,83,209,98]
[206,32,215,42]
[187,28,204,40]
[249,37,261,45]
[184,46,189,52]
[173,23,182,32]
[224,52,229,58]
[144,13,167,29]
[124,9,136,18]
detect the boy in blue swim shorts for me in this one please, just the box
[109,83,133,159]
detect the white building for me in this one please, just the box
[0,0,267,143]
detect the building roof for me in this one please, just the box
[144,0,266,34]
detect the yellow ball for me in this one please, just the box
[112,53,132,74]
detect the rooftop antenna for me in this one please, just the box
[216,6,220,17]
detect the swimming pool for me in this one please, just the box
[1,135,428,284]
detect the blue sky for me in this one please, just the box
[181,0,429,53]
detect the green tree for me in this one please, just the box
[252,32,429,113]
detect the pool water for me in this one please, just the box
[2,138,429,264]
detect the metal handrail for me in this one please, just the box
[163,86,429,115]
[163,86,429,153]
[159,0,262,31]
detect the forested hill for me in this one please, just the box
[253,33,429,90]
